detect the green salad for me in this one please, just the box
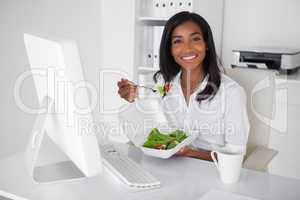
[142,128,187,150]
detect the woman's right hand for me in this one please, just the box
[117,78,138,102]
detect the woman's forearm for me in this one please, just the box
[184,148,213,161]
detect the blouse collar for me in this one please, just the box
[172,70,209,94]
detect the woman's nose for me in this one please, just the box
[181,41,192,52]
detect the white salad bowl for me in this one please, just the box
[139,135,196,159]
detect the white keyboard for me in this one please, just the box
[100,144,161,190]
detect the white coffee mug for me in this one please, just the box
[211,150,244,184]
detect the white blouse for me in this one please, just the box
[139,71,250,154]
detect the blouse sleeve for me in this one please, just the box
[224,85,250,148]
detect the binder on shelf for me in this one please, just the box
[145,26,154,68]
[175,0,184,14]
[138,73,154,85]
[138,73,155,98]
[184,0,193,12]
[148,0,172,19]
[138,73,146,86]
[142,0,153,17]
[167,0,176,18]
[153,26,164,69]
[160,0,168,19]
[151,0,161,18]
[138,73,147,98]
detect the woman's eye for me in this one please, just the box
[172,39,182,45]
[192,37,202,42]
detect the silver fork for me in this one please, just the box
[129,81,157,93]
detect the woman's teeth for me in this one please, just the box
[181,55,197,60]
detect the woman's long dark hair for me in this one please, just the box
[153,11,221,103]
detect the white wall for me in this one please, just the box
[222,0,300,67]
[0,0,135,158]
[97,0,135,142]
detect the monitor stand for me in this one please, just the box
[25,97,85,183]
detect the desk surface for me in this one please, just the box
[0,143,300,200]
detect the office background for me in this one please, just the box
[0,0,300,178]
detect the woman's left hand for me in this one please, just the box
[174,147,213,161]
[175,146,190,156]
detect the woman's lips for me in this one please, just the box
[180,54,198,61]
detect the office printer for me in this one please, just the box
[232,47,300,74]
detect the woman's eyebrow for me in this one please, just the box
[190,32,202,36]
[171,35,182,39]
[172,32,202,38]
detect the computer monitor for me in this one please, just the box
[23,33,103,183]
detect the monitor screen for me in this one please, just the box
[24,33,102,180]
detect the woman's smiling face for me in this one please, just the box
[170,21,206,72]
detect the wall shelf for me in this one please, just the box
[139,16,168,22]
[138,66,158,74]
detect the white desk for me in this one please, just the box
[0,143,300,200]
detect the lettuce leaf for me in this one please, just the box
[142,128,187,150]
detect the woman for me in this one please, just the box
[117,12,249,161]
